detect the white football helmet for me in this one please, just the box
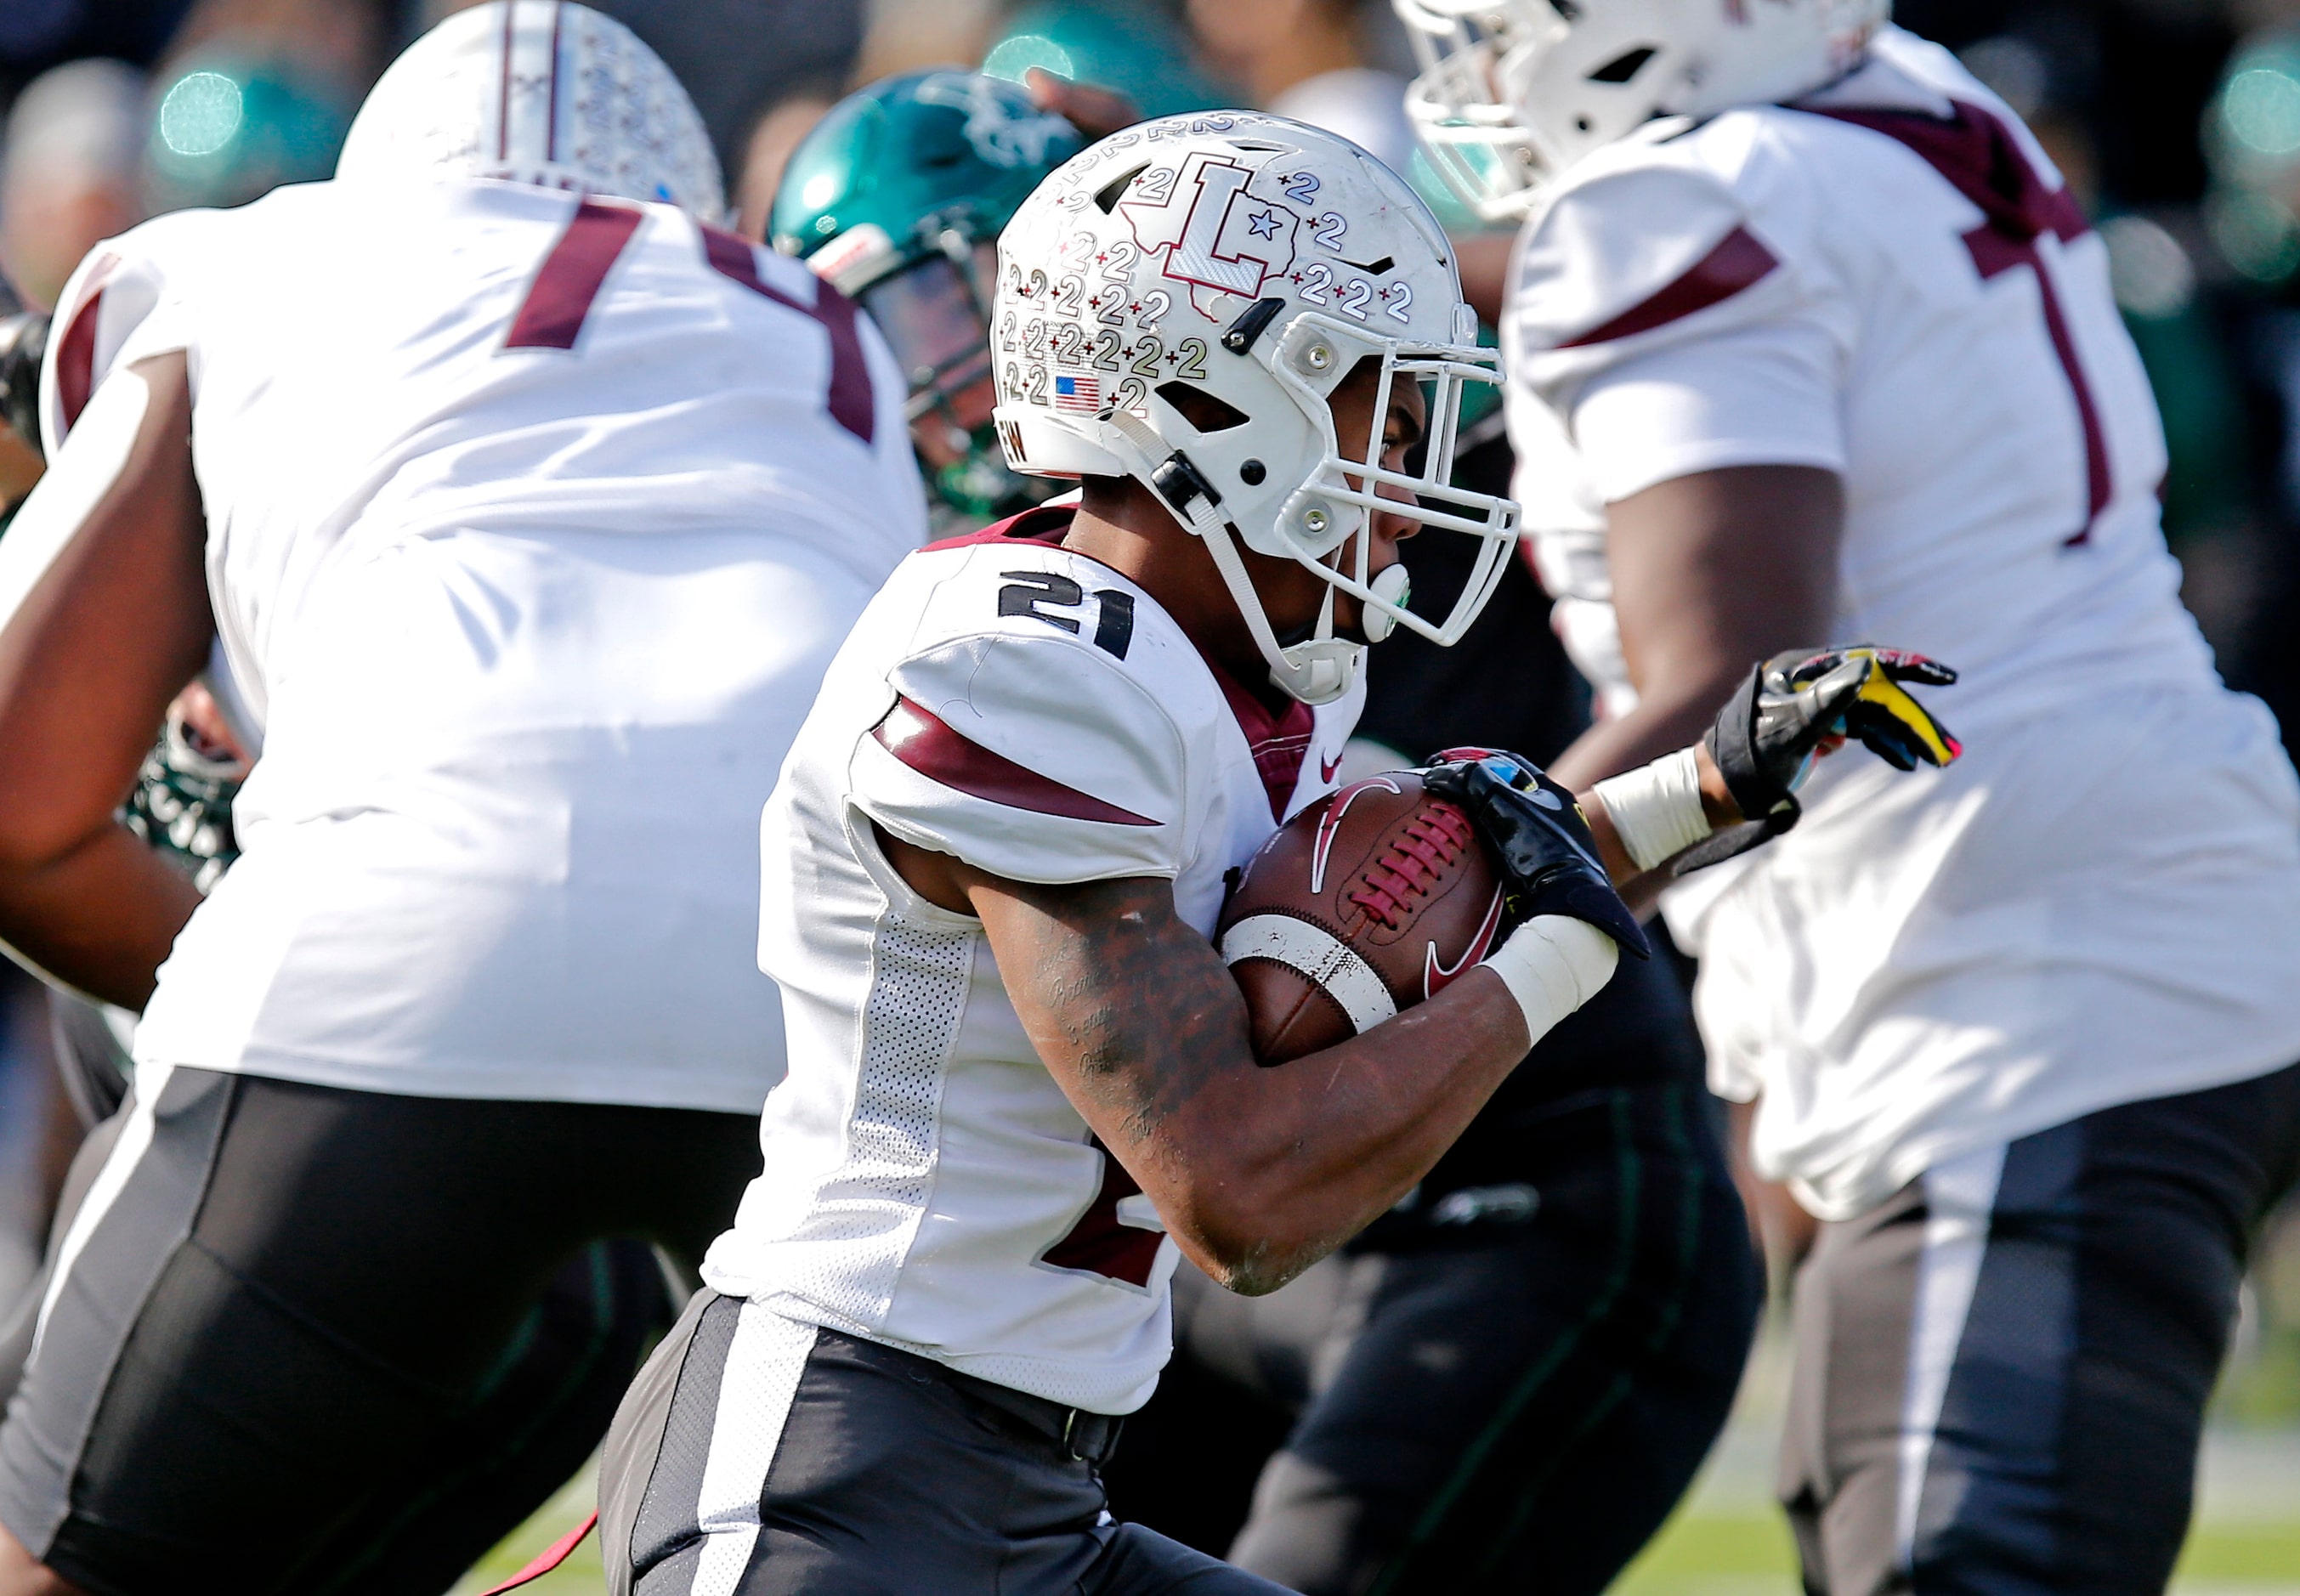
[992,113,1517,705]
[1397,0,1889,221]
[337,0,725,222]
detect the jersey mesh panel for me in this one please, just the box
[781,916,973,1325]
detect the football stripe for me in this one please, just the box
[1555,225,1777,349]
[1219,914,1398,1035]
[873,694,1159,827]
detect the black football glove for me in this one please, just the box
[1682,646,1960,871]
[1420,747,1651,959]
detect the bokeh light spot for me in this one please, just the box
[2224,68,2300,156]
[159,71,245,157]
[2208,189,2300,285]
[982,35,1075,87]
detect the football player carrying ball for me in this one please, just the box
[598,111,1952,1595]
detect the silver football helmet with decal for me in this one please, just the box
[991,112,1517,705]
[337,0,726,222]
[1396,0,1887,220]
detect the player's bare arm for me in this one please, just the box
[1547,464,1844,792]
[0,349,209,1007]
[887,836,1544,1296]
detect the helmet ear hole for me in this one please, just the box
[1587,48,1657,85]
[1156,382,1250,433]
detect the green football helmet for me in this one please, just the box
[772,71,1082,521]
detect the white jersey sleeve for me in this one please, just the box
[37,209,225,449]
[1504,152,1848,513]
[850,625,1188,886]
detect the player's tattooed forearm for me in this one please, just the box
[1006,876,1249,1142]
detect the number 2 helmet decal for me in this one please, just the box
[337,1,726,224]
[991,113,1519,706]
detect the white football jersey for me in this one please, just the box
[1503,27,2300,1219]
[33,176,926,1112]
[702,506,1363,1414]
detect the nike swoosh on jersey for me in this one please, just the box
[1319,750,1343,784]
[874,695,1158,827]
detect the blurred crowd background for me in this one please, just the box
[5,0,2300,1435]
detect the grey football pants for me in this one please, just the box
[603,1290,1285,1594]
[1781,1060,2300,1594]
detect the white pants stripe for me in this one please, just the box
[686,1301,818,1596]
[1892,1140,2006,1571]
[31,1061,174,1356]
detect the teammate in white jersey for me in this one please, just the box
[1402,4,2300,1589]
[595,110,1954,1595]
[0,7,925,1594]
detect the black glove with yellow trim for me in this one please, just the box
[1421,747,1651,959]
[1680,647,1960,872]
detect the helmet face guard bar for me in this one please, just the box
[1396,3,1548,222]
[1268,318,1518,652]
[862,241,1048,517]
[859,245,999,429]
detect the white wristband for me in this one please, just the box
[1590,747,1713,873]
[1481,915,1620,1049]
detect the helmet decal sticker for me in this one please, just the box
[912,71,1076,170]
[1119,151,1300,312]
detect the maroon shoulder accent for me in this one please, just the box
[873,694,1158,827]
[1204,657,1316,821]
[54,291,104,433]
[921,503,1079,552]
[1040,1143,1163,1288]
[505,198,642,350]
[52,252,122,433]
[702,224,875,445]
[1557,226,1779,350]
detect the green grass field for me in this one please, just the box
[1610,1505,2300,1595]
[451,1439,2300,1595]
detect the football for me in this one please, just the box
[1217,771,1508,1065]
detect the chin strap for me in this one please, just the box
[1104,408,1361,705]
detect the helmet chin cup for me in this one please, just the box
[1362,563,1413,643]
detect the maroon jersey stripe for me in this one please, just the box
[1557,225,1779,349]
[873,695,1158,827]
[543,1,564,164]
[1812,101,2108,541]
[1204,657,1316,819]
[495,0,515,161]
[701,226,876,445]
[53,253,121,433]
[504,198,643,350]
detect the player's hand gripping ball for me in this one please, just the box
[1686,645,1961,869]
[1216,753,1645,1065]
